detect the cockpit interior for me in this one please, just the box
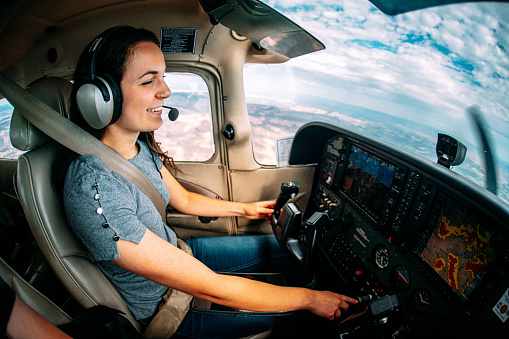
[0,0,508,338]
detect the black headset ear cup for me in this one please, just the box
[76,73,122,129]
[98,72,122,125]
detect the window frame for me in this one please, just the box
[156,69,218,163]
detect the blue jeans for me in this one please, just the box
[171,235,312,339]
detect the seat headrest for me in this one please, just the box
[10,77,72,151]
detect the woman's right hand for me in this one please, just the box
[307,290,358,320]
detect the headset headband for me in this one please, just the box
[80,25,136,83]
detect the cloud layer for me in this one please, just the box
[260,0,508,144]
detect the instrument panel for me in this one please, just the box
[292,123,509,337]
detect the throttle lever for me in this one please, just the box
[273,181,299,221]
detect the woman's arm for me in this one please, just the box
[114,229,357,319]
[6,297,71,339]
[161,166,274,220]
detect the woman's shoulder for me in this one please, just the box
[63,155,133,199]
[67,141,150,176]
[64,155,117,190]
[66,155,109,177]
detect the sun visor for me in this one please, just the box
[197,0,325,58]
[368,0,507,15]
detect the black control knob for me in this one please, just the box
[222,124,235,140]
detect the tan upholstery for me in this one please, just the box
[10,77,70,151]
[0,256,72,326]
[10,77,140,331]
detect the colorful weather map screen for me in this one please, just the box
[341,145,396,220]
[419,201,496,301]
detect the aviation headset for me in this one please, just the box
[76,25,137,129]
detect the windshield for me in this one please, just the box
[246,0,509,204]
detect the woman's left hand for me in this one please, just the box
[242,201,275,220]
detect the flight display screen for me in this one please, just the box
[418,200,497,301]
[340,145,396,220]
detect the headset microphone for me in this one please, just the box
[163,105,179,121]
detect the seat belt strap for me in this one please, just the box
[0,73,167,222]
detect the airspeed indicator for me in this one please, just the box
[372,244,390,270]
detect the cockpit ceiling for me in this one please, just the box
[30,0,146,23]
[0,0,198,25]
[369,0,509,15]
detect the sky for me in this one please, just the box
[257,0,508,147]
[246,0,508,201]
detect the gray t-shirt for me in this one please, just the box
[63,141,178,320]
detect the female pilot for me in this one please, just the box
[63,25,356,338]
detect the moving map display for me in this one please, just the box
[419,200,496,301]
[341,145,396,220]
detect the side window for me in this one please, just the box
[155,72,214,162]
[0,99,24,159]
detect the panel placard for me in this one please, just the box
[160,28,196,54]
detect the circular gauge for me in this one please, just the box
[372,244,390,270]
[390,265,411,292]
[407,287,433,316]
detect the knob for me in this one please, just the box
[223,124,235,140]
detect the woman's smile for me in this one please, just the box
[113,41,170,134]
[147,106,163,113]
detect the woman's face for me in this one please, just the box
[115,41,170,134]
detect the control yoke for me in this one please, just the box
[271,181,300,242]
[272,181,300,222]
[271,181,329,270]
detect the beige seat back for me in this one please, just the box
[0,256,72,326]
[9,76,140,331]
